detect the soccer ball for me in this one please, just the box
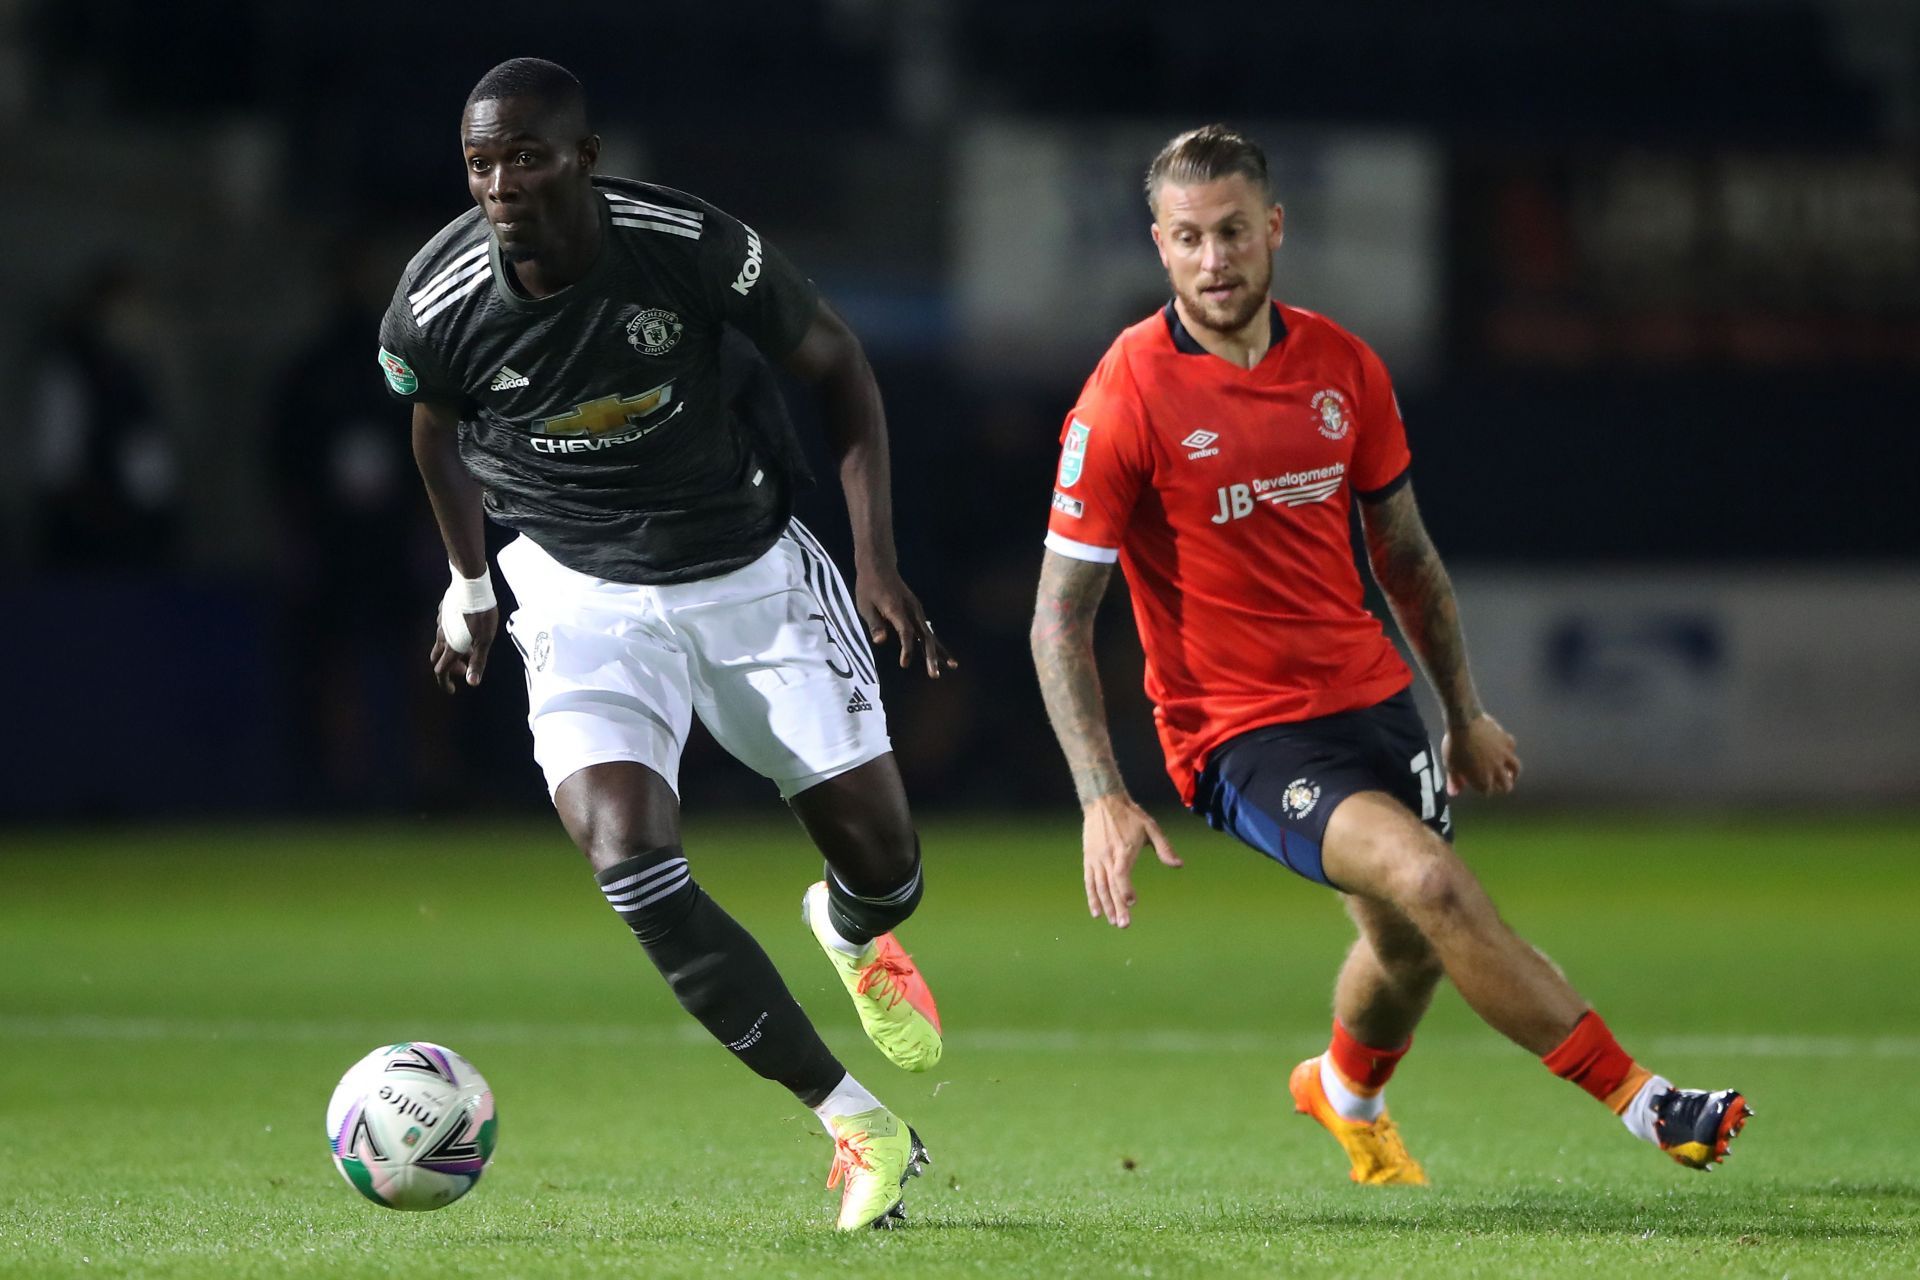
[325,1041,497,1210]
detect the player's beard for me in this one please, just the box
[1176,255,1272,337]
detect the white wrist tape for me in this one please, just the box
[439,562,496,655]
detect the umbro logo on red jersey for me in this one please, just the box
[1180,429,1220,461]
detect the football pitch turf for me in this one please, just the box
[3,812,1917,1278]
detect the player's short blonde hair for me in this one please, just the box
[1145,125,1270,215]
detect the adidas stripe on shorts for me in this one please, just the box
[497,520,892,800]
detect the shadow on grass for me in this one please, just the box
[1282,1182,1916,1243]
[443,1178,1920,1251]
[884,1181,1920,1245]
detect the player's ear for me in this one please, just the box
[1269,203,1285,251]
[1150,221,1169,268]
[578,133,601,172]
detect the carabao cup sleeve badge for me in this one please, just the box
[1059,419,1091,487]
[379,348,419,395]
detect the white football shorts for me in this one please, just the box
[495,520,892,800]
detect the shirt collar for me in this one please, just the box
[1162,299,1286,356]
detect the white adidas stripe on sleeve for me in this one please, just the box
[408,242,488,306]
[605,194,703,228]
[415,271,490,325]
[410,259,490,320]
[611,216,702,240]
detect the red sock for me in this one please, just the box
[1542,1011,1652,1113]
[1327,1019,1411,1094]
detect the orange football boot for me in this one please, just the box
[1289,1055,1428,1186]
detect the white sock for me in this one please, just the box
[812,1072,884,1133]
[820,919,869,957]
[807,884,872,957]
[1619,1074,1670,1145]
[1320,1054,1386,1122]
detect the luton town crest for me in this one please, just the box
[1310,388,1350,440]
[626,308,683,356]
[1281,778,1322,819]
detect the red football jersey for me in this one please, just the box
[1044,301,1415,804]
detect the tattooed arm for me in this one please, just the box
[1031,548,1180,928]
[1359,482,1480,723]
[1030,550,1126,805]
[1359,481,1522,796]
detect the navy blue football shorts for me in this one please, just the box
[1188,687,1453,890]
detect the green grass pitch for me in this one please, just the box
[2,812,1917,1277]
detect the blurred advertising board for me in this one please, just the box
[1424,570,1920,803]
[953,120,1442,383]
[1452,149,1920,368]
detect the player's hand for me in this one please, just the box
[430,606,498,694]
[856,566,958,679]
[1082,792,1182,929]
[1442,712,1520,797]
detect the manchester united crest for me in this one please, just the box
[1281,777,1321,819]
[1310,388,1350,441]
[626,308,683,357]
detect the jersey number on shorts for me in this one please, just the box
[1409,749,1444,822]
[809,612,856,680]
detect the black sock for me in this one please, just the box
[597,847,844,1107]
[825,839,924,947]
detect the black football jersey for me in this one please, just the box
[377,176,818,584]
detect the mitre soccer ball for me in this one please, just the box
[326,1041,497,1210]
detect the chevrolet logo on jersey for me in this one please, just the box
[530,383,678,453]
[536,383,674,435]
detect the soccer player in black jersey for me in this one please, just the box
[378,58,950,1230]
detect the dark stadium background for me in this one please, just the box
[1,0,1915,822]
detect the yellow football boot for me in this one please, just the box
[824,1105,930,1230]
[1289,1055,1428,1186]
[802,881,943,1072]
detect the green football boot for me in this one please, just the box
[825,1105,930,1230]
[802,881,943,1072]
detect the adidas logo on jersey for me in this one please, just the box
[490,366,530,391]
[846,690,873,714]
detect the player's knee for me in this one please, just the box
[1389,841,1473,925]
[817,805,919,895]
[826,833,924,938]
[554,765,680,875]
[595,844,701,946]
[572,808,676,876]
[572,802,679,871]
[860,828,923,899]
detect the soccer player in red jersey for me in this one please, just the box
[1029,125,1749,1184]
